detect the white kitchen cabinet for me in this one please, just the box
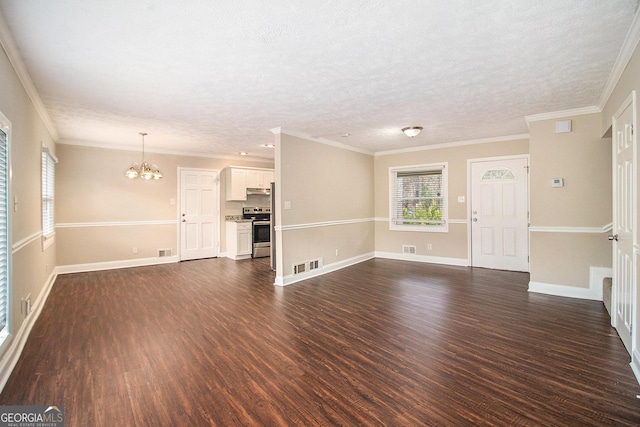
[225,166,274,200]
[226,168,248,201]
[247,169,274,189]
[226,221,252,260]
[246,169,262,188]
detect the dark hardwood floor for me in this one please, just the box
[1,257,639,426]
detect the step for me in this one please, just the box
[603,276,612,316]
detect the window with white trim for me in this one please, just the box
[389,163,448,232]
[0,118,10,346]
[42,147,57,249]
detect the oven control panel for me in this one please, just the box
[243,207,271,215]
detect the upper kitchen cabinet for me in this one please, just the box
[247,169,274,189]
[226,167,248,200]
[225,166,274,201]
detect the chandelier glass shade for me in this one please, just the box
[125,132,162,180]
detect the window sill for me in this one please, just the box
[42,233,55,251]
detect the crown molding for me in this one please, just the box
[57,139,274,164]
[524,106,601,128]
[0,9,59,141]
[374,133,529,157]
[598,5,640,110]
[271,127,374,156]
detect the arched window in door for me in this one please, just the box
[482,167,516,181]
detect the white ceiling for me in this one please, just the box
[0,0,638,160]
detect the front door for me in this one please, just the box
[470,157,529,271]
[611,92,636,355]
[180,169,219,261]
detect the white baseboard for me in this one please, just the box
[528,281,601,300]
[274,251,469,286]
[56,255,179,274]
[226,254,251,261]
[375,251,469,267]
[0,269,58,392]
[529,266,612,301]
[275,252,375,286]
[631,349,640,386]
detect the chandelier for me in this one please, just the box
[125,132,163,180]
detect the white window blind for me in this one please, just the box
[390,164,448,232]
[0,127,8,335]
[42,149,56,238]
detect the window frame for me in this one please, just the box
[0,113,12,352]
[388,162,448,233]
[41,145,57,250]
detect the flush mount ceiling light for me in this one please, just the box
[402,127,423,137]
[125,132,163,180]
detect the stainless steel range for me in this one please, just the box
[242,207,271,258]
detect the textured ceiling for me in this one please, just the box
[0,0,638,159]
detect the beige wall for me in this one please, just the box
[55,143,273,266]
[275,133,374,279]
[528,113,612,288]
[529,114,611,227]
[374,139,529,259]
[0,43,57,339]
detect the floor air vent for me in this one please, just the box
[293,258,323,275]
[402,245,417,255]
[158,248,172,257]
[293,263,306,275]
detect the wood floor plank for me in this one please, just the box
[1,257,639,426]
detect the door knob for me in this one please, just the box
[182,219,186,222]
[182,213,186,216]
[608,234,618,241]
[472,218,478,222]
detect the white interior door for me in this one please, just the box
[180,169,219,261]
[611,92,636,355]
[470,157,529,271]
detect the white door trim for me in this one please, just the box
[610,91,637,356]
[466,154,530,270]
[177,167,221,261]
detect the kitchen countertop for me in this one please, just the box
[225,215,252,222]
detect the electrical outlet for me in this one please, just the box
[335,249,339,256]
[132,247,138,254]
[427,244,433,251]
